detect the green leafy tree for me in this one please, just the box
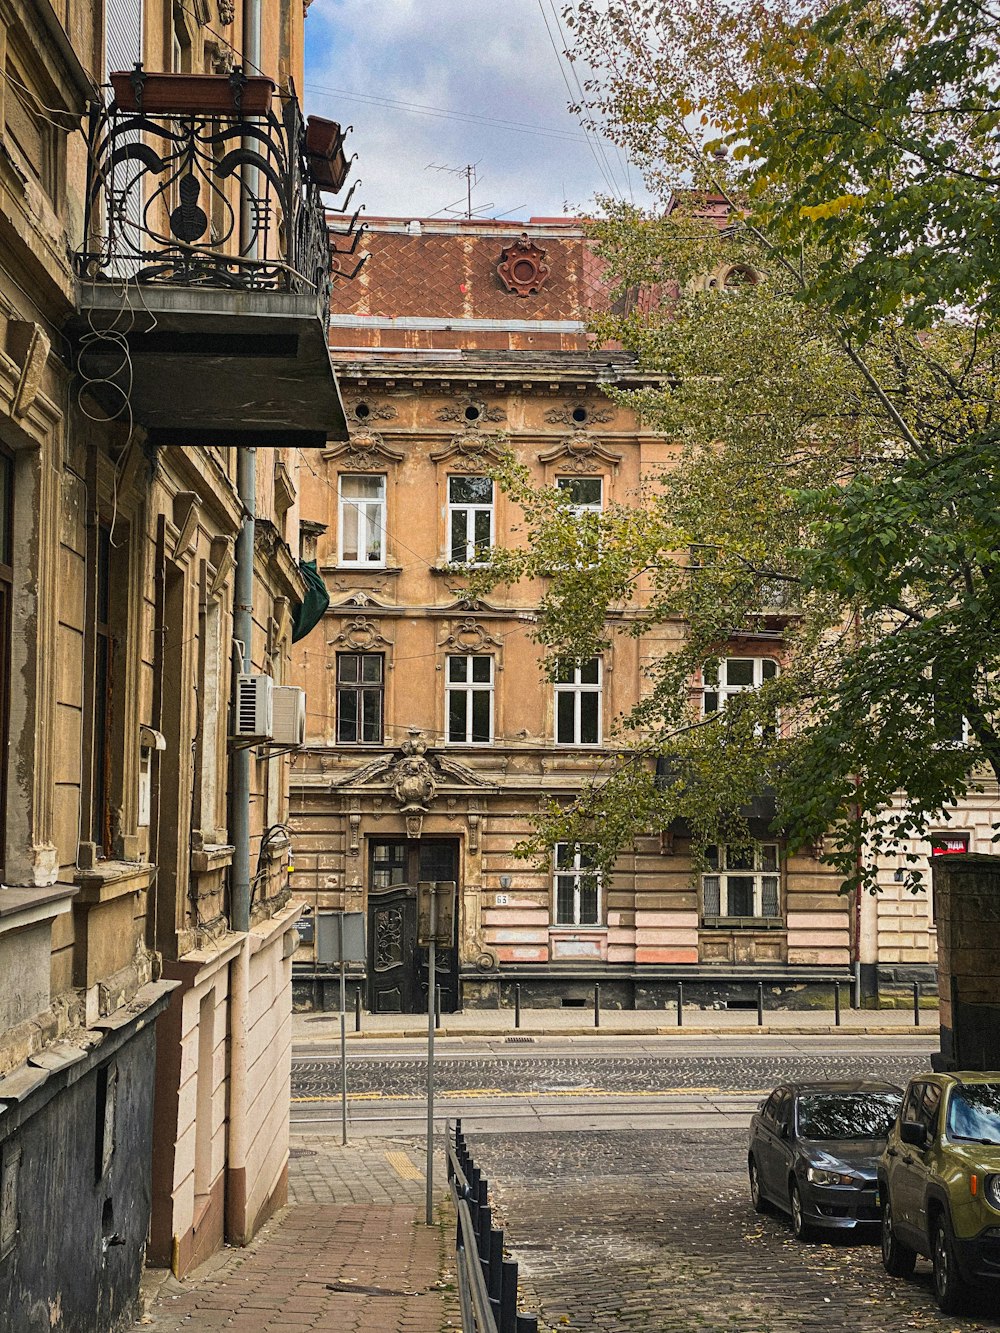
[479,0,1000,893]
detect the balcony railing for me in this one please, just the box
[76,72,362,329]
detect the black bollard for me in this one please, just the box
[515,982,521,1030]
[516,1315,539,1333]
[355,985,362,1032]
[435,984,441,1030]
[913,981,920,1027]
[488,1229,504,1302]
[834,980,841,1027]
[499,1259,518,1333]
[677,980,684,1027]
[757,981,764,1027]
[478,1203,492,1259]
[594,981,601,1028]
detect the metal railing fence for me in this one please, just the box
[447,1120,541,1333]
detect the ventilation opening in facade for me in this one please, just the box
[354,402,370,420]
[572,406,588,423]
[464,405,481,421]
[560,996,587,1008]
[725,999,758,1010]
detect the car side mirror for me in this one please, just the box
[900,1121,928,1148]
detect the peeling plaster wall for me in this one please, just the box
[0,1020,159,1333]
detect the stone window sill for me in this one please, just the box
[0,884,78,937]
[74,861,156,905]
[191,844,235,874]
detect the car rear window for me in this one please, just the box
[797,1092,902,1139]
[947,1084,1000,1145]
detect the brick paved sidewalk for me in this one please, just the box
[136,1140,459,1333]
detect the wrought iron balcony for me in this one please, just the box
[71,69,364,448]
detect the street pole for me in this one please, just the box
[426,886,437,1225]
[339,915,347,1146]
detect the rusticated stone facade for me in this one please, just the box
[289,217,851,1014]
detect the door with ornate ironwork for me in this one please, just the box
[367,839,459,1014]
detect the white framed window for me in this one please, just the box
[557,476,602,517]
[446,655,493,744]
[553,843,601,925]
[702,657,778,713]
[560,477,601,563]
[448,476,494,565]
[339,474,386,565]
[554,658,601,745]
[702,843,781,922]
[337,653,384,743]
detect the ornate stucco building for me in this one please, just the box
[289,216,861,1015]
[0,3,355,1327]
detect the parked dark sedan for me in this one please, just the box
[748,1080,904,1240]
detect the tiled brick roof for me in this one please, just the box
[329,220,619,324]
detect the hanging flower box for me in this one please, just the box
[110,67,275,116]
[305,116,350,193]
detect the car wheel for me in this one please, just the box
[880,1196,916,1278]
[748,1155,769,1214]
[932,1213,966,1314]
[789,1179,814,1241]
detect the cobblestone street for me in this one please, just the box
[473,1128,1000,1333]
[291,1048,928,1100]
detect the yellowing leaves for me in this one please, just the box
[799,194,865,221]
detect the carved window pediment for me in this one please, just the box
[330,589,390,610]
[323,430,405,471]
[537,437,623,474]
[441,591,502,615]
[429,433,504,471]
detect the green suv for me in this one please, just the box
[879,1072,1000,1313]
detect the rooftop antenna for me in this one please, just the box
[426,161,490,219]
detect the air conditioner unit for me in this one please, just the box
[234,673,273,739]
[272,685,306,746]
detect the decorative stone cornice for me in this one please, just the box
[437,618,505,661]
[327,617,393,654]
[544,403,615,428]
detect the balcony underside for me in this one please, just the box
[71,285,347,447]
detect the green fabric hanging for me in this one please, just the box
[291,559,330,642]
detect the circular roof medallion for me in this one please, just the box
[497,233,551,297]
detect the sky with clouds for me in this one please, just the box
[303,0,650,222]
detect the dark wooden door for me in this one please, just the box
[367,838,459,1014]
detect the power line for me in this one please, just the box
[303,81,588,146]
[549,0,637,205]
[535,0,623,201]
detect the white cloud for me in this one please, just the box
[303,0,648,220]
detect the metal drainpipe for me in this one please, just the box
[231,0,262,934]
[225,0,262,1253]
[240,0,262,260]
[231,446,256,935]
